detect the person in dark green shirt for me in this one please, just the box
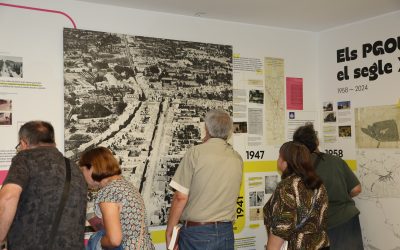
[293,123,364,250]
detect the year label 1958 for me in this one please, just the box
[325,149,343,158]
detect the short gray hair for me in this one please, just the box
[205,109,233,140]
[19,120,55,146]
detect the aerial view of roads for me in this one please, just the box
[63,28,233,226]
[0,56,23,78]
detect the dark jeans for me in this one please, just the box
[328,215,364,250]
[178,222,234,250]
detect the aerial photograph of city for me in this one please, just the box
[0,55,23,78]
[63,28,233,226]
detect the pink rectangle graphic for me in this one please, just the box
[0,170,8,185]
[286,77,303,110]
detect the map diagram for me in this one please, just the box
[355,105,400,148]
[357,150,400,198]
[264,57,285,146]
[358,197,400,250]
[357,149,400,249]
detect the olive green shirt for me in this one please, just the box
[312,152,360,228]
[170,138,243,222]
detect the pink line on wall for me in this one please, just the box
[0,2,77,28]
[0,170,8,185]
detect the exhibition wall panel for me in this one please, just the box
[1,0,319,249]
[318,11,400,250]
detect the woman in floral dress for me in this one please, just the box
[80,147,154,250]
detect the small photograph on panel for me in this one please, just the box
[0,55,23,78]
[249,191,257,207]
[249,89,264,104]
[0,112,12,125]
[256,191,264,206]
[265,175,278,194]
[323,111,336,123]
[0,99,12,111]
[289,111,295,119]
[337,101,351,110]
[339,125,352,137]
[249,208,263,221]
[323,101,334,111]
[233,121,247,133]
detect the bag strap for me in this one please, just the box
[48,157,72,249]
[295,189,318,230]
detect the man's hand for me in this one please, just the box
[165,191,188,250]
[350,184,362,197]
[1,240,7,250]
[165,228,172,250]
[165,226,179,250]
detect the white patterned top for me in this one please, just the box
[95,178,154,250]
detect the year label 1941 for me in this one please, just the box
[236,196,244,219]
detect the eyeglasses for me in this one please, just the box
[15,142,20,150]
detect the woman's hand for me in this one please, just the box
[266,232,285,250]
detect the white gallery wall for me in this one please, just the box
[318,11,400,249]
[0,0,318,249]
[0,0,318,156]
[1,0,399,249]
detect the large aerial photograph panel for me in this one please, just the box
[63,28,233,226]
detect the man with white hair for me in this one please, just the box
[166,109,243,250]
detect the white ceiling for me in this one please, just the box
[78,0,400,32]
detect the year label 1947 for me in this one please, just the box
[246,150,264,159]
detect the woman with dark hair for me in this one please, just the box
[79,147,154,250]
[263,141,330,250]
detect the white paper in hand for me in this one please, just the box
[168,224,182,250]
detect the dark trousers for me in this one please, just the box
[328,215,364,250]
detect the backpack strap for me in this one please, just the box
[48,157,72,249]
